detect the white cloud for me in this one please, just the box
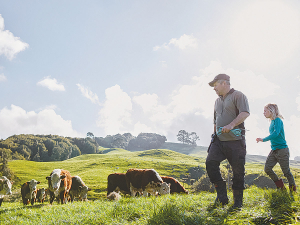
[0,105,82,139]
[229,0,300,68]
[132,122,154,135]
[133,93,158,113]
[0,15,29,60]
[285,115,300,158]
[37,77,65,91]
[153,34,198,51]
[97,85,132,135]
[76,84,100,104]
[0,73,6,82]
[296,96,300,111]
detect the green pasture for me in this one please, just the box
[2,148,300,224]
[6,148,300,200]
[0,187,299,224]
[7,148,204,199]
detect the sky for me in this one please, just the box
[1,0,300,159]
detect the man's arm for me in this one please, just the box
[222,112,250,133]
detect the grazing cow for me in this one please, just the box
[0,176,12,207]
[125,169,170,197]
[107,173,130,196]
[21,179,40,205]
[69,176,91,202]
[161,176,189,194]
[46,169,72,204]
[107,191,122,201]
[36,188,46,203]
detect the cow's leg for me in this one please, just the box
[60,191,64,204]
[143,190,149,197]
[49,192,55,204]
[129,186,136,197]
[31,198,35,205]
[0,198,3,207]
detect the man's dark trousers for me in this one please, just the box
[206,137,246,190]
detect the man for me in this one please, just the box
[206,74,250,208]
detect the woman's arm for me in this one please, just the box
[263,118,282,142]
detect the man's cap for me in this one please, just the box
[208,74,230,87]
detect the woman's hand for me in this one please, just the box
[256,138,263,143]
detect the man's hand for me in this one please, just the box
[222,124,234,133]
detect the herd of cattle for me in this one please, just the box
[0,168,188,206]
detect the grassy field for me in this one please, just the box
[6,148,205,199]
[1,148,300,224]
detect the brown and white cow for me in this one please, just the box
[46,169,72,204]
[21,179,40,205]
[125,169,170,197]
[0,176,12,207]
[69,176,91,202]
[161,176,189,194]
[107,173,130,196]
[36,188,46,203]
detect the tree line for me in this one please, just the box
[0,133,167,163]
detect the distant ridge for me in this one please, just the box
[161,142,300,169]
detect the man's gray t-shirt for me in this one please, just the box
[214,89,250,141]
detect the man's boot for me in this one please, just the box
[233,189,243,209]
[274,179,286,190]
[289,185,297,193]
[214,180,229,205]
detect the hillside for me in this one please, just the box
[7,148,205,200]
[162,142,300,168]
[6,148,300,203]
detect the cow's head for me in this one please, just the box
[38,188,46,199]
[28,179,40,199]
[157,182,170,195]
[78,185,92,201]
[0,176,12,195]
[46,169,66,197]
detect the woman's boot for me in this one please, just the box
[274,179,285,190]
[289,185,297,193]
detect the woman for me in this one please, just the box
[256,103,296,192]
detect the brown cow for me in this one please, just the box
[69,176,91,202]
[107,173,130,196]
[125,169,170,197]
[0,176,12,207]
[36,188,46,203]
[46,169,72,204]
[21,179,40,205]
[161,176,189,194]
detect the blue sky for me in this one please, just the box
[1,0,300,158]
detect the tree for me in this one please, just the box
[189,132,200,146]
[177,130,189,144]
[87,132,95,139]
[177,130,200,146]
[127,133,167,150]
